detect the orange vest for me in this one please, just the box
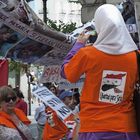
[43,108,69,140]
[0,108,31,129]
[64,46,137,132]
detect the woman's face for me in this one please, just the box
[0,94,17,113]
[50,86,57,95]
[63,96,77,110]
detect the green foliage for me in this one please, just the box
[47,18,77,33]
[9,60,29,74]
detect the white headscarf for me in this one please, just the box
[93,4,137,55]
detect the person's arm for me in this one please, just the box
[0,125,22,140]
[61,42,85,79]
[61,32,90,79]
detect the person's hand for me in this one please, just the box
[46,111,55,127]
[76,31,90,44]
[46,111,53,119]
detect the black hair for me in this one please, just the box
[13,88,24,99]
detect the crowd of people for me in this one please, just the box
[34,84,80,140]
[0,86,32,140]
[0,2,140,140]
[0,83,80,140]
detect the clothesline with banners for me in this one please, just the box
[0,0,139,67]
[0,0,72,66]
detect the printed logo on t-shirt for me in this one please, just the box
[99,70,127,104]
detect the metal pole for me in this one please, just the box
[26,66,31,116]
[42,0,47,22]
[27,74,31,115]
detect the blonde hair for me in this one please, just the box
[0,86,16,103]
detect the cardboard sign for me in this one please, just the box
[32,86,73,120]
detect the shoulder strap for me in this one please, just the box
[7,118,28,140]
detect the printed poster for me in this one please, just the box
[0,0,72,65]
[99,70,127,104]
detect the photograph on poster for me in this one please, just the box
[0,24,24,57]
[7,38,53,64]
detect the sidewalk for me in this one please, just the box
[27,102,39,140]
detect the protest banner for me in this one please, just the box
[32,86,73,120]
[39,65,84,89]
[40,65,63,83]
[0,0,72,65]
[1,0,139,66]
[32,85,78,134]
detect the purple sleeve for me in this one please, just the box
[60,42,85,78]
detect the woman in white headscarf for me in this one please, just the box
[61,4,140,140]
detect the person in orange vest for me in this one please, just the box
[0,86,33,140]
[60,4,140,140]
[42,90,78,140]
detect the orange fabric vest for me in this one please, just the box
[0,108,31,129]
[43,108,69,140]
[64,46,137,132]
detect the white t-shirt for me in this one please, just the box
[34,103,47,125]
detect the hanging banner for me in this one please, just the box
[40,65,62,83]
[0,59,8,87]
[32,86,73,120]
[40,65,84,89]
[0,0,72,65]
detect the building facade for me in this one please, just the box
[28,0,82,27]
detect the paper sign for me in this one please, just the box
[32,86,73,120]
[40,65,84,89]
